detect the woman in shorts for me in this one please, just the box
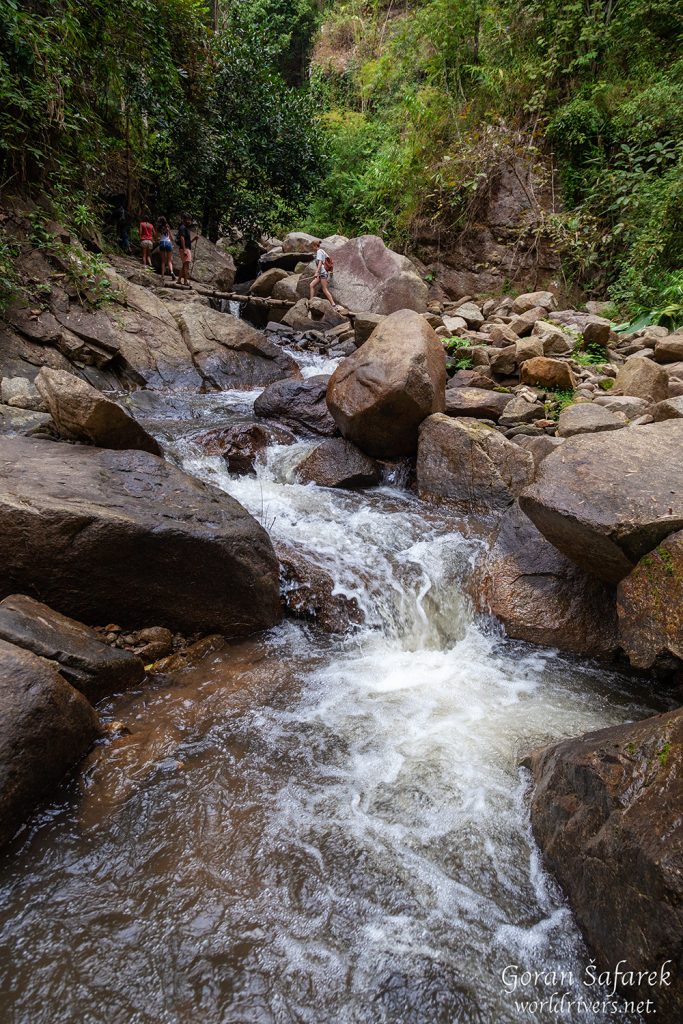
[156,217,175,283]
[139,215,155,268]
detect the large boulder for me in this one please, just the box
[0,438,282,635]
[417,415,534,513]
[295,438,380,489]
[101,270,204,389]
[254,375,337,436]
[519,421,683,583]
[615,356,669,403]
[0,595,144,701]
[271,274,301,302]
[654,334,683,364]
[523,708,683,1019]
[512,290,556,314]
[297,236,428,314]
[326,310,446,458]
[190,235,236,291]
[194,421,295,473]
[617,530,683,670]
[0,638,101,848]
[35,368,161,454]
[174,304,300,389]
[478,503,618,655]
[282,297,346,332]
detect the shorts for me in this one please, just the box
[159,239,173,252]
[141,239,153,249]
[317,267,329,280]
[180,248,192,264]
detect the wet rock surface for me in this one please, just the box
[0,595,144,701]
[0,637,101,849]
[277,545,363,633]
[520,421,683,583]
[478,503,618,656]
[617,530,683,671]
[0,437,282,635]
[254,374,338,436]
[523,707,683,1020]
[295,438,381,489]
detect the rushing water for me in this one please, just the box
[0,343,655,1024]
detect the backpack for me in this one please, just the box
[324,253,334,274]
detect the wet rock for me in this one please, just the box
[617,530,683,670]
[0,594,144,701]
[0,638,101,849]
[654,334,683,364]
[297,236,428,314]
[519,421,683,582]
[0,437,282,635]
[175,304,300,389]
[520,356,576,390]
[295,438,380,489]
[556,402,626,437]
[194,421,295,473]
[511,291,556,314]
[478,502,617,655]
[277,545,363,633]
[250,268,290,297]
[417,414,534,513]
[444,387,513,421]
[652,396,683,421]
[254,374,338,436]
[35,368,161,454]
[615,357,668,403]
[523,708,683,1020]
[327,310,446,458]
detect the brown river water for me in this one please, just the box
[0,345,656,1024]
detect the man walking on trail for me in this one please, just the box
[308,239,340,309]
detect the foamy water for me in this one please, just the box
[0,346,652,1024]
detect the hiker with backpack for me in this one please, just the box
[309,239,340,309]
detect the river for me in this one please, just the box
[0,343,654,1024]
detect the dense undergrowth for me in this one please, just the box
[308,0,683,318]
[1,1,682,321]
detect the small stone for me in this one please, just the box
[520,357,576,391]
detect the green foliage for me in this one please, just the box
[310,0,683,308]
[28,214,122,307]
[598,377,615,390]
[0,231,21,313]
[544,388,575,420]
[0,1,322,241]
[573,340,609,366]
[442,336,470,352]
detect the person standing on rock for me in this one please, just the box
[176,214,195,287]
[139,214,155,268]
[309,239,339,310]
[156,217,176,283]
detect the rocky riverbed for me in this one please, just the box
[0,212,681,1021]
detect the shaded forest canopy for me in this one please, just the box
[1,0,682,316]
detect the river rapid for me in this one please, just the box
[0,343,655,1024]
